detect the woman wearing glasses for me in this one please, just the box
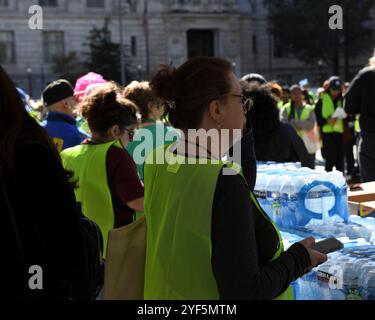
[61,82,144,256]
[143,57,327,300]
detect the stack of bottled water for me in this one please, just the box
[270,163,375,300]
[255,163,349,233]
[293,244,375,300]
[348,216,375,244]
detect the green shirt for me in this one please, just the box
[126,122,180,181]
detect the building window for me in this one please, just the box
[43,31,64,63]
[131,36,137,56]
[250,0,257,14]
[272,33,294,59]
[273,34,289,58]
[39,0,58,7]
[87,0,105,8]
[252,35,258,54]
[126,0,137,13]
[187,30,215,58]
[0,0,9,7]
[0,31,15,63]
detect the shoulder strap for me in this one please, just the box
[0,167,25,261]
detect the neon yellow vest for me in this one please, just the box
[61,140,123,257]
[308,91,317,104]
[355,115,361,133]
[321,93,344,134]
[143,145,294,300]
[285,103,314,137]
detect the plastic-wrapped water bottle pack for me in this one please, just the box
[255,163,349,230]
[293,245,375,300]
[280,231,375,300]
[254,163,375,242]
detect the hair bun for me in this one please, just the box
[100,90,117,105]
[151,65,182,101]
[81,83,120,118]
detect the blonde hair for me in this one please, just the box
[369,50,375,67]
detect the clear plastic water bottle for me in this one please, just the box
[261,174,274,217]
[342,259,362,300]
[316,260,335,299]
[358,261,375,300]
[295,271,321,300]
[266,175,282,226]
[327,171,349,222]
[280,175,298,229]
[346,225,372,241]
[254,173,267,210]
[294,174,308,226]
[362,270,375,300]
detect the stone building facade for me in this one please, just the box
[0,0,373,97]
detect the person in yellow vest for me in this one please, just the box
[280,85,317,169]
[282,86,291,106]
[61,83,145,256]
[315,76,346,172]
[270,82,284,109]
[143,57,327,300]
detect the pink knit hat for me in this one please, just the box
[74,72,107,102]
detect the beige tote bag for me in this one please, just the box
[103,215,147,300]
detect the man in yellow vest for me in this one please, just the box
[280,85,317,169]
[315,76,346,172]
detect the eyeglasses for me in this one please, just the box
[226,94,254,113]
[124,128,136,141]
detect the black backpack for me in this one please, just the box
[1,169,104,300]
[70,203,105,300]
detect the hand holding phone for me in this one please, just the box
[299,237,328,271]
[311,237,344,254]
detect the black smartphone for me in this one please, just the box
[311,238,344,254]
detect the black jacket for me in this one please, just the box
[246,86,310,167]
[1,141,85,299]
[212,169,310,299]
[254,122,310,166]
[344,66,375,133]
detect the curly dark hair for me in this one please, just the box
[242,83,281,137]
[81,82,138,134]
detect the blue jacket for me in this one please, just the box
[42,112,89,151]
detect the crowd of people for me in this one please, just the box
[243,73,364,183]
[1,51,375,300]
